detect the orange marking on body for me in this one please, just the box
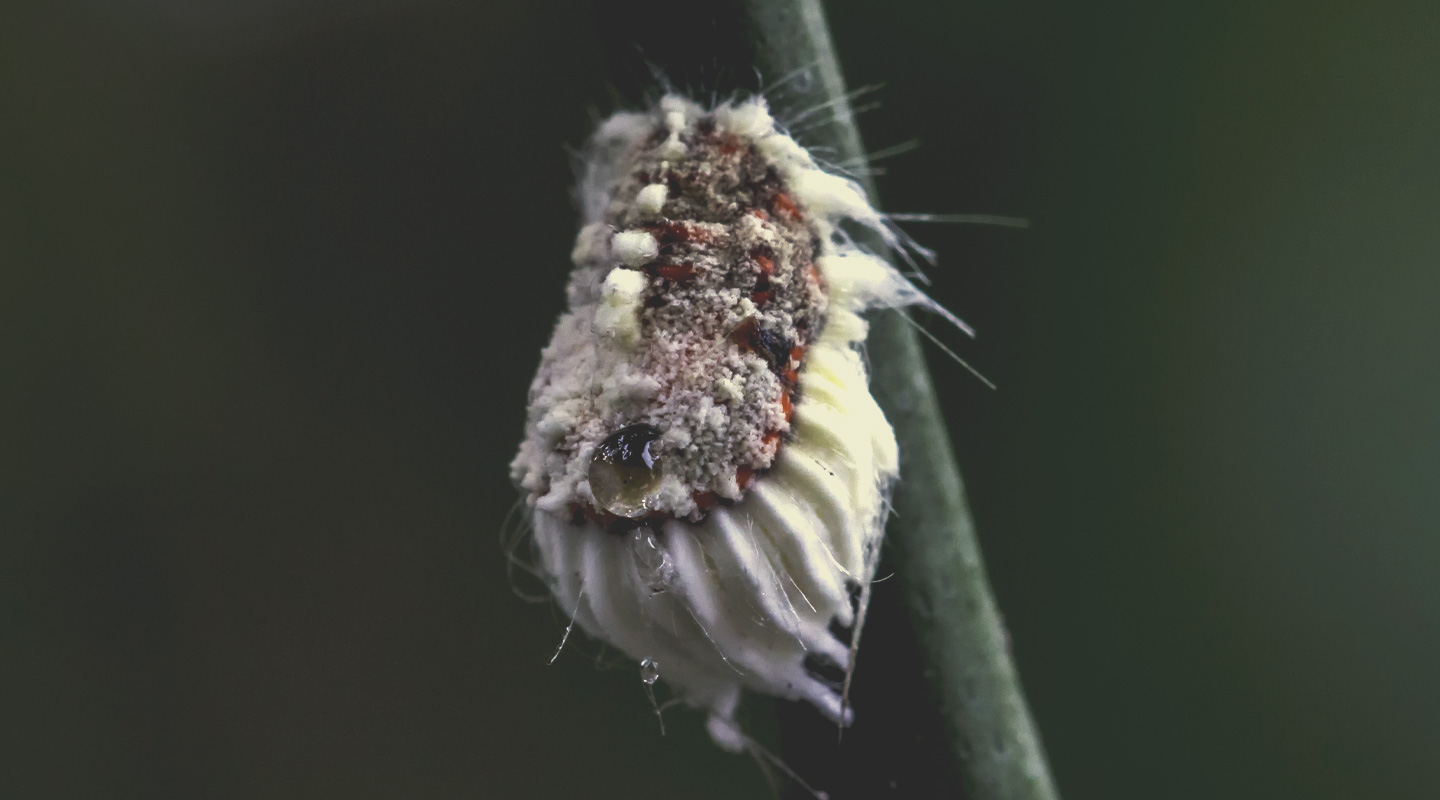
[771,192,802,222]
[751,290,773,305]
[754,254,774,274]
[643,221,710,247]
[657,262,696,280]
[736,466,755,490]
[693,491,721,512]
[728,316,759,348]
[760,431,783,460]
[780,391,793,422]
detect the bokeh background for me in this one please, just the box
[5,1,1438,798]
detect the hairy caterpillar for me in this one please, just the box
[510,92,956,750]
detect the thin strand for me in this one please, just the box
[838,541,880,743]
[549,587,585,665]
[897,312,997,389]
[759,61,821,101]
[500,501,551,603]
[790,100,882,136]
[643,681,667,736]
[741,516,809,636]
[782,82,883,128]
[783,566,819,614]
[916,292,976,339]
[742,731,831,800]
[845,138,922,166]
[681,603,746,676]
[888,212,1032,229]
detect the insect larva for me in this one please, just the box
[511,92,948,749]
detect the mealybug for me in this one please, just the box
[511,93,952,750]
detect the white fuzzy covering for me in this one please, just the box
[521,94,936,747]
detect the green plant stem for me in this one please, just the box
[590,2,1058,797]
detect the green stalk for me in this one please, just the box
[590,2,1059,797]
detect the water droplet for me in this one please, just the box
[632,529,674,595]
[589,424,663,518]
[640,657,660,685]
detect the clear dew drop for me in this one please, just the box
[640,657,661,685]
[589,423,664,518]
[632,528,674,595]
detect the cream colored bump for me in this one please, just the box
[716,99,774,139]
[757,132,815,173]
[612,229,659,267]
[789,170,884,230]
[592,267,647,348]
[635,183,668,216]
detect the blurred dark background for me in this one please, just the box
[5,1,1438,797]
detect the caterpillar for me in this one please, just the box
[510,92,952,750]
